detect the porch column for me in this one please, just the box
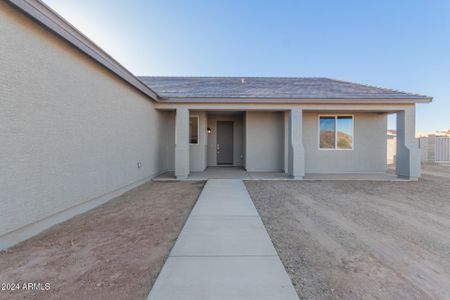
[396,106,420,179]
[175,108,190,179]
[288,107,305,179]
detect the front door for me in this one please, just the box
[217,121,233,165]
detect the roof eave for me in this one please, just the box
[159,96,433,104]
[7,0,161,101]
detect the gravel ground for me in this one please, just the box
[0,181,204,300]
[245,164,450,300]
[421,163,450,178]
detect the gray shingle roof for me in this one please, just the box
[138,76,430,100]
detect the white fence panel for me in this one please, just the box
[435,136,450,162]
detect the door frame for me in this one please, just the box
[216,120,234,165]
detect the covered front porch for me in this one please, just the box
[156,104,421,181]
[167,107,304,180]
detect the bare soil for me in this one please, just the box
[245,164,450,300]
[0,181,204,300]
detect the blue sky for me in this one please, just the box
[44,0,450,132]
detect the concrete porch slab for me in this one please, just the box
[153,167,408,181]
[153,167,291,181]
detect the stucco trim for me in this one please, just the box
[155,102,416,112]
[6,0,160,101]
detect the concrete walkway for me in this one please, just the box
[147,179,299,300]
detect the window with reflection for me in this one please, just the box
[319,115,353,150]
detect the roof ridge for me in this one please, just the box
[138,75,328,79]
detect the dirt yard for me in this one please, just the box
[0,181,204,300]
[246,164,450,300]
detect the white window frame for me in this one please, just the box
[318,114,354,151]
[189,115,199,145]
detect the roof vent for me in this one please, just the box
[241,78,246,84]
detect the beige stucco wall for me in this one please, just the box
[245,111,284,172]
[0,2,167,248]
[160,111,175,170]
[303,112,387,173]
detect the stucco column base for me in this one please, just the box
[175,108,190,179]
[287,107,305,179]
[396,106,420,180]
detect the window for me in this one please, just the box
[319,116,335,149]
[319,115,353,150]
[189,116,199,144]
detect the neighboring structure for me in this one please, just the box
[387,129,397,165]
[417,130,450,137]
[387,130,450,165]
[0,0,432,249]
[419,134,450,163]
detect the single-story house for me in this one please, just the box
[0,0,432,249]
[137,76,431,179]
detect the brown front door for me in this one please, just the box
[217,121,233,165]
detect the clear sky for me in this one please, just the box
[44,0,450,132]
